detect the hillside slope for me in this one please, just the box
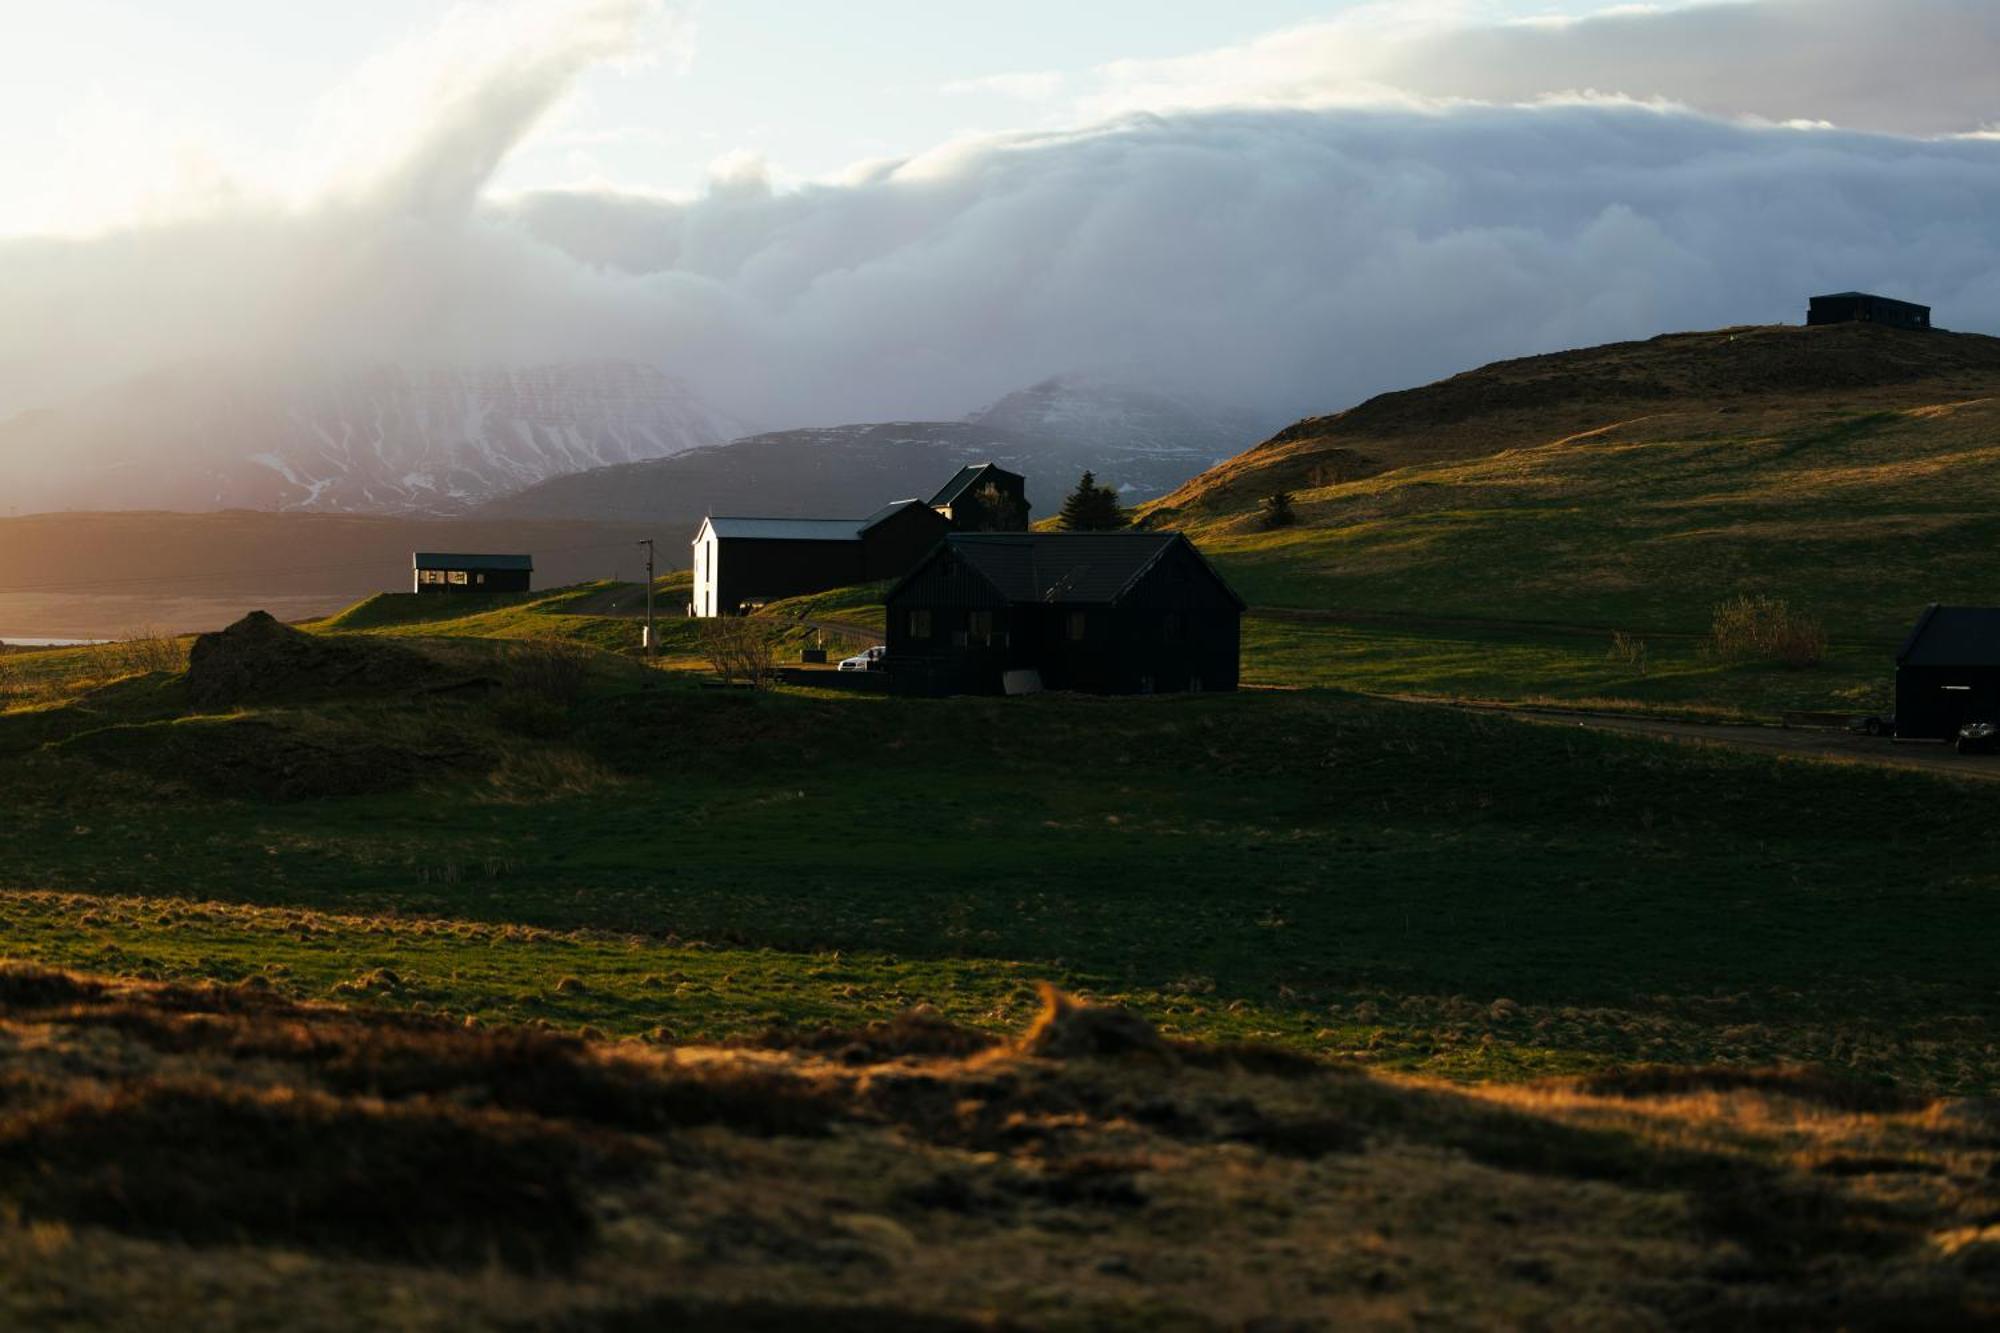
[1151,323,2000,637]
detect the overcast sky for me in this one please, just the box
[2,0,1997,426]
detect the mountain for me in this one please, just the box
[1144,321,2000,637]
[964,375,1272,495]
[0,361,744,517]
[478,377,1274,531]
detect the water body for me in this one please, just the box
[1,637,108,647]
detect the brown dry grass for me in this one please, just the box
[0,967,1992,1331]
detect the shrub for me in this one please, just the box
[107,627,188,676]
[700,617,780,687]
[1607,631,1649,675]
[1707,595,1827,669]
[1260,491,1299,529]
[509,635,593,705]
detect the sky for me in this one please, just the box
[2,0,1998,428]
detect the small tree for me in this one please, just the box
[700,617,779,687]
[1058,471,1127,531]
[1260,490,1298,529]
[964,481,1026,532]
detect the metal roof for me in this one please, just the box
[926,531,1242,607]
[412,552,533,571]
[928,462,1021,507]
[858,499,927,531]
[1898,605,2000,666]
[701,517,866,542]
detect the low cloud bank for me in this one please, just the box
[2,0,1998,439]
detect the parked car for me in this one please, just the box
[1956,721,1998,755]
[1847,713,1896,737]
[838,645,887,672]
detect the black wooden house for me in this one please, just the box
[413,552,533,594]
[692,500,947,617]
[1894,605,2000,739]
[929,463,1030,531]
[884,532,1243,696]
[1807,292,1932,331]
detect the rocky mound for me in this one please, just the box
[185,611,450,708]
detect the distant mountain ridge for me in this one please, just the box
[479,376,1273,533]
[0,361,744,517]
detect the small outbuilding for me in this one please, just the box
[692,500,947,617]
[1807,292,1932,331]
[929,462,1030,531]
[884,531,1243,697]
[1894,605,2000,739]
[412,552,532,594]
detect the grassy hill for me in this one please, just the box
[3,599,1999,1323]
[1129,322,2000,713]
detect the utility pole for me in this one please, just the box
[638,538,656,655]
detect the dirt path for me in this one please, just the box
[1478,704,2000,781]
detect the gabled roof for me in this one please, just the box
[858,499,928,531]
[929,462,1021,508]
[1897,605,2000,666]
[412,552,532,571]
[700,517,868,542]
[699,502,933,544]
[900,531,1244,608]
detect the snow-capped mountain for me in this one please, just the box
[966,375,1275,495]
[0,361,744,516]
[477,376,1274,529]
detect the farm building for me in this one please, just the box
[1894,605,2000,739]
[412,552,532,594]
[884,531,1243,697]
[692,500,947,617]
[929,462,1030,531]
[1807,292,1932,331]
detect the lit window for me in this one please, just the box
[475,573,486,585]
[448,570,469,585]
[909,609,932,639]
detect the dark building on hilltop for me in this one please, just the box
[692,500,948,617]
[413,552,532,594]
[1894,605,2000,739]
[1807,292,1932,331]
[885,531,1243,697]
[929,463,1030,531]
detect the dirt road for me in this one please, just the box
[1484,705,2000,781]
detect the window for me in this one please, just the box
[447,570,469,585]
[969,611,993,638]
[475,573,486,585]
[1163,612,1183,644]
[1067,611,1087,642]
[908,608,932,640]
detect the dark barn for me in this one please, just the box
[1894,605,2000,739]
[412,552,533,594]
[930,462,1030,531]
[1807,292,1932,331]
[885,531,1243,697]
[692,500,947,616]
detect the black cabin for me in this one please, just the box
[1807,292,1932,331]
[930,463,1030,531]
[692,500,948,616]
[885,531,1243,697]
[413,552,532,594]
[1894,605,2000,739]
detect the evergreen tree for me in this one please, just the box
[1058,471,1127,531]
[1260,490,1298,529]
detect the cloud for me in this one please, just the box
[1082,0,2000,136]
[2,0,1999,453]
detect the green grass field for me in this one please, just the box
[1,617,1992,1093]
